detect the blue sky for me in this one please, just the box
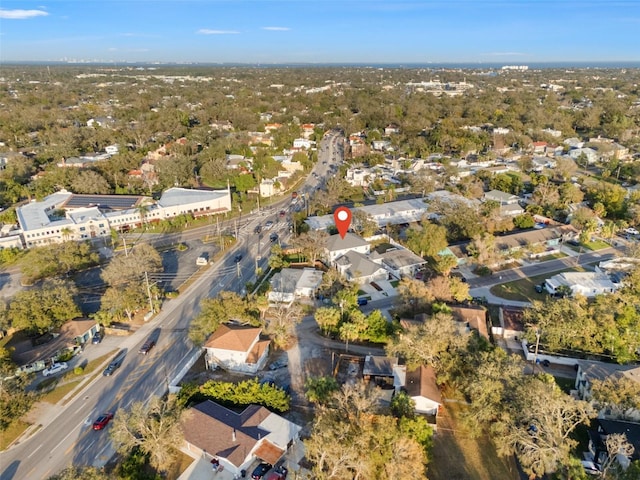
[1,1,639,64]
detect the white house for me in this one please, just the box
[268,268,324,304]
[544,272,618,298]
[181,400,302,478]
[370,247,426,279]
[334,251,388,284]
[483,189,520,205]
[203,325,270,374]
[325,233,370,263]
[292,138,314,150]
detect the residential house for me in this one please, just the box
[532,141,547,154]
[450,306,489,340]
[259,179,281,198]
[493,224,578,256]
[543,271,618,298]
[292,138,314,150]
[345,168,370,187]
[181,400,302,477]
[564,137,585,149]
[306,198,430,231]
[334,250,388,284]
[268,268,323,304]
[568,147,599,165]
[588,419,640,470]
[203,325,270,374]
[495,306,527,351]
[484,189,520,205]
[363,355,398,388]
[402,365,443,416]
[372,140,392,151]
[384,124,400,135]
[575,360,640,421]
[370,247,426,279]
[325,233,370,263]
[301,123,315,139]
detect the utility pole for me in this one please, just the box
[532,329,541,374]
[123,236,129,256]
[145,271,154,314]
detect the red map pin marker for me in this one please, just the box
[334,206,352,239]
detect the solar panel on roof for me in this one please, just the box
[63,194,143,210]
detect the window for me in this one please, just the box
[80,227,86,232]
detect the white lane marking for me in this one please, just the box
[51,421,83,453]
[26,444,43,459]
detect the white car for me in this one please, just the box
[624,227,639,235]
[42,362,68,377]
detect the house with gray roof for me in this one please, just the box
[483,189,520,205]
[325,233,370,263]
[370,247,426,279]
[544,271,618,298]
[268,267,324,304]
[334,250,387,284]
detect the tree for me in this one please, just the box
[304,382,428,480]
[352,210,377,237]
[590,376,640,421]
[101,243,163,287]
[0,347,35,432]
[21,241,99,283]
[386,313,471,372]
[110,396,184,474]
[292,230,328,264]
[8,280,81,334]
[264,302,303,349]
[315,307,342,336]
[71,170,112,194]
[405,222,448,259]
[305,376,340,404]
[432,253,458,276]
[600,433,635,479]
[466,232,499,267]
[395,277,434,315]
[189,291,259,345]
[493,375,595,477]
[47,466,109,480]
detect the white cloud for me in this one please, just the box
[197,29,240,35]
[0,9,49,19]
[262,26,290,31]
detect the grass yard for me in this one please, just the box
[429,400,517,480]
[583,239,610,250]
[490,266,586,302]
[39,379,82,404]
[533,252,568,262]
[0,420,31,450]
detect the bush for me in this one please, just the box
[74,366,84,375]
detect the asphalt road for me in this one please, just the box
[0,134,339,480]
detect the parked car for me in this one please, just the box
[196,253,209,266]
[268,357,288,370]
[234,254,243,263]
[624,227,639,235]
[266,466,288,480]
[357,297,368,306]
[535,284,545,294]
[92,412,114,430]
[251,463,272,480]
[103,359,121,376]
[42,362,68,377]
[138,340,156,355]
[92,332,103,344]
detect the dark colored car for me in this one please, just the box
[251,463,272,480]
[138,340,156,355]
[266,466,288,480]
[234,254,243,263]
[254,225,262,234]
[92,332,103,344]
[357,297,368,306]
[270,233,278,242]
[103,359,121,376]
[92,412,114,430]
[535,284,545,294]
[279,210,286,218]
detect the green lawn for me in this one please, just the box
[0,420,31,450]
[490,267,586,302]
[583,239,610,250]
[533,252,568,262]
[429,399,517,480]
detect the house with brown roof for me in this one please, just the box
[181,400,302,477]
[402,365,442,416]
[450,306,489,340]
[203,325,270,374]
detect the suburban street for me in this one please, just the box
[0,133,340,480]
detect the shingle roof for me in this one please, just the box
[181,401,270,467]
[405,365,442,404]
[326,232,369,252]
[450,306,489,340]
[204,324,261,352]
[336,251,385,279]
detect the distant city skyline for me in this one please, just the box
[1,1,639,64]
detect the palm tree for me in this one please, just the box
[61,227,73,242]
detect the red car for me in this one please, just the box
[266,466,288,480]
[92,413,114,430]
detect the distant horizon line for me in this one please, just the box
[2,60,640,69]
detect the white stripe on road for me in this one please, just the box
[26,444,42,459]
